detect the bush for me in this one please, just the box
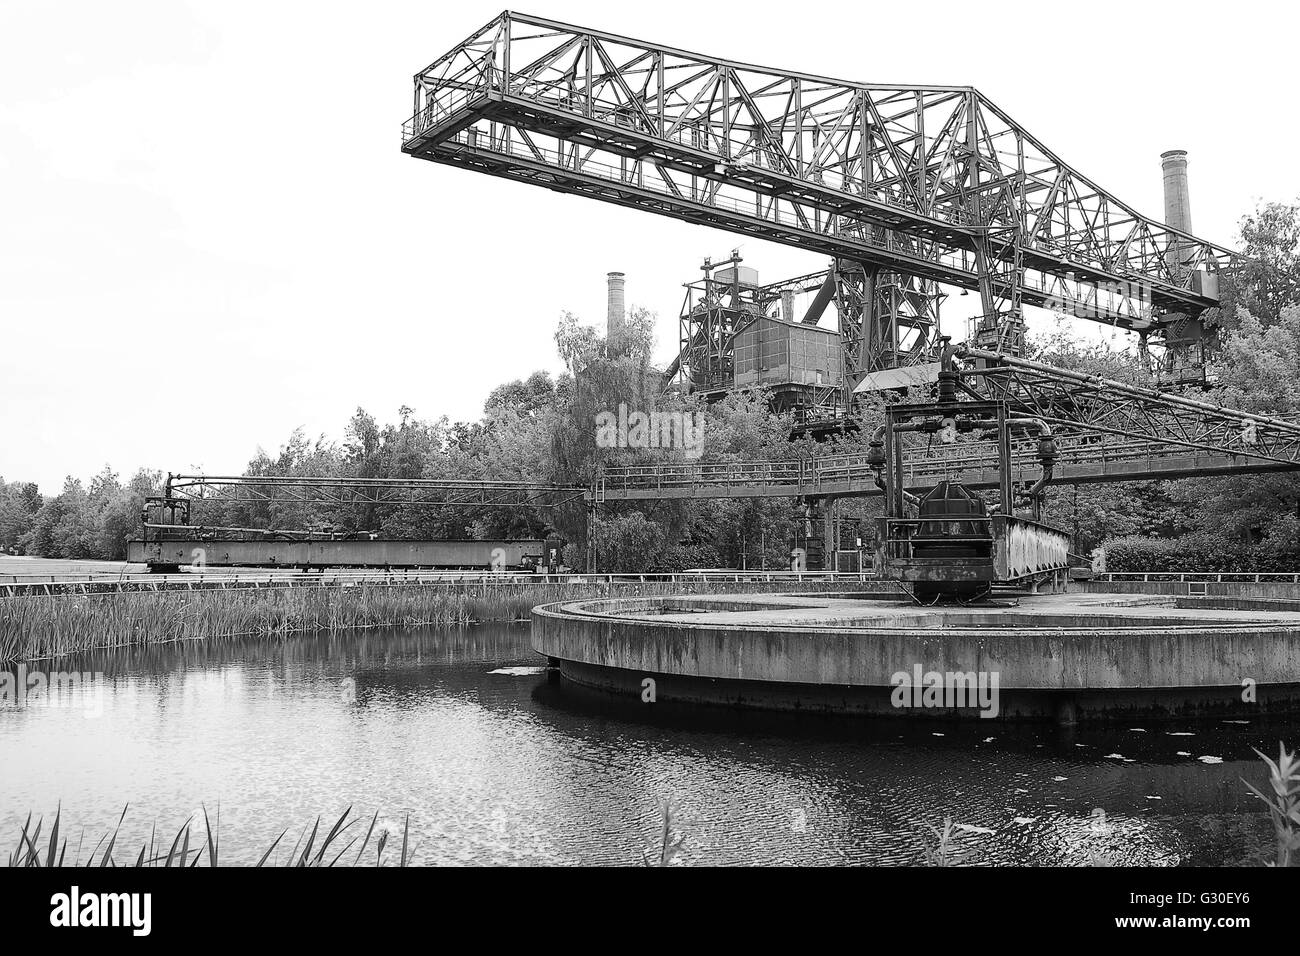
[1102,531,1300,573]
[593,512,667,573]
[653,542,723,572]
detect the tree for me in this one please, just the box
[593,512,667,572]
[485,371,559,419]
[1220,200,1300,329]
[1081,200,1300,567]
[0,478,41,553]
[11,468,161,560]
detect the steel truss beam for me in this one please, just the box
[957,348,1300,466]
[597,349,1300,500]
[154,474,589,511]
[404,11,1239,371]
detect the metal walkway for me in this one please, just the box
[597,440,1300,502]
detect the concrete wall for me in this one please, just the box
[535,598,1300,690]
[1078,580,1300,601]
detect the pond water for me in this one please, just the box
[0,624,1286,866]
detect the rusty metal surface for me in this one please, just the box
[991,515,1070,580]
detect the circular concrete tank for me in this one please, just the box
[531,592,1300,722]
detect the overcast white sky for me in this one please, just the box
[2,0,1297,491]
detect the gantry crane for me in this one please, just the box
[403,11,1238,404]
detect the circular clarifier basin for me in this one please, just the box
[530,591,1300,723]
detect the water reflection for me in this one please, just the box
[0,625,1285,866]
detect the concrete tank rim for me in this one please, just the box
[530,596,1300,639]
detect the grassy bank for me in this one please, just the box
[0,579,859,663]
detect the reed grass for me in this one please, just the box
[922,816,956,866]
[7,804,414,867]
[641,799,686,866]
[0,578,850,664]
[1243,741,1300,867]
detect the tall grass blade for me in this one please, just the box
[99,804,129,868]
[163,817,192,868]
[354,811,379,867]
[202,804,218,867]
[311,807,352,867]
[45,804,61,868]
[296,817,320,868]
[255,829,288,868]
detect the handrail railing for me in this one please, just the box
[1090,572,1300,583]
[0,569,883,597]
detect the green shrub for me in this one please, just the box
[1102,531,1300,573]
[653,542,722,572]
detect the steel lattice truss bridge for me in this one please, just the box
[142,475,587,543]
[403,10,1236,387]
[597,348,1300,501]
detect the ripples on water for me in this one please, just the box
[0,625,1285,866]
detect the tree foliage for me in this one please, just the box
[11,201,1300,572]
[1081,200,1300,568]
[4,468,162,560]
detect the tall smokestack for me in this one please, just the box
[1161,149,1193,234]
[606,271,626,353]
[1161,149,1193,274]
